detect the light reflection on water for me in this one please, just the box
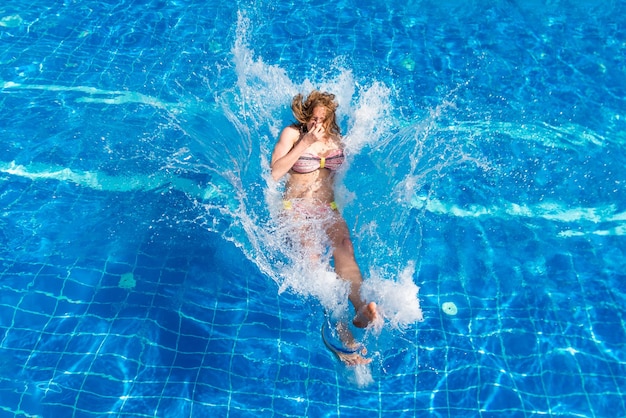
[0,0,624,416]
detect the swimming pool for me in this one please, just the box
[1,0,625,416]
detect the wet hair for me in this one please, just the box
[291,90,341,135]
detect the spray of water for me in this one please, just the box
[191,11,425,326]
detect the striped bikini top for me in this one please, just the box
[291,149,345,174]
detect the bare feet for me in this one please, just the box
[332,348,371,366]
[322,321,371,366]
[353,301,378,328]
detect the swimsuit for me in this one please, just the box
[283,200,337,211]
[284,147,343,220]
[291,149,345,174]
[283,199,338,219]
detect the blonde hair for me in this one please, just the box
[291,90,341,135]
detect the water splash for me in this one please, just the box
[209,11,425,324]
[351,364,374,388]
[361,262,424,330]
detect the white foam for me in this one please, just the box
[225,12,410,322]
[279,264,351,319]
[231,12,298,130]
[351,364,374,388]
[361,262,424,331]
[343,82,393,154]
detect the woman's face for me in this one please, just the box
[307,106,328,132]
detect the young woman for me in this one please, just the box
[270,90,378,365]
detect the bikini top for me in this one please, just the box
[291,149,345,174]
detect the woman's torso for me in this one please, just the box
[284,128,344,203]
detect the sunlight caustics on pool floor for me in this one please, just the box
[1,0,626,416]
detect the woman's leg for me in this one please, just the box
[326,215,378,328]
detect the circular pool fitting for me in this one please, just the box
[442,302,458,316]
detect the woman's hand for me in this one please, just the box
[303,123,325,145]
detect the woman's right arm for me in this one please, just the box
[270,127,313,181]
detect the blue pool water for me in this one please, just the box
[1,0,625,416]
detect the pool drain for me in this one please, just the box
[442,302,458,316]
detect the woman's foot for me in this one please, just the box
[322,322,371,366]
[353,301,378,328]
[331,348,371,366]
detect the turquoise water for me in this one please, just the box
[1,0,625,416]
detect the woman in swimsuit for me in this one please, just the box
[270,90,378,366]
